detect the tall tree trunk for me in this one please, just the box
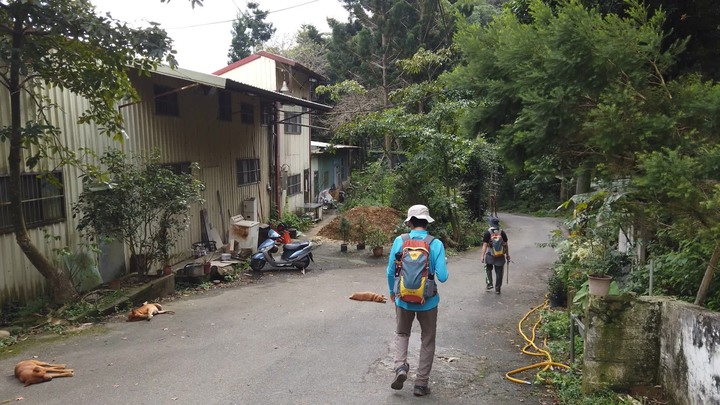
[694,242,720,307]
[575,166,591,194]
[9,10,77,306]
[381,31,393,169]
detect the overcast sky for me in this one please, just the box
[91,0,349,74]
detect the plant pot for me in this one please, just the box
[372,246,384,257]
[203,262,212,275]
[588,274,612,297]
[163,265,173,276]
[356,243,365,250]
[289,228,298,239]
[340,243,348,253]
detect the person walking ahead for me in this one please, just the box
[386,205,448,397]
[481,217,510,294]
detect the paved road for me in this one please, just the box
[1,213,559,404]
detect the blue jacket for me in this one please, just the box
[386,229,448,311]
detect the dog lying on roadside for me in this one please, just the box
[127,302,175,321]
[14,360,74,386]
[349,291,387,303]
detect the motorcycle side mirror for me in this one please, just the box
[268,229,281,239]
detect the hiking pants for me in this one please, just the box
[393,306,438,387]
[486,262,504,289]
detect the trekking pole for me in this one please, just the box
[506,261,509,285]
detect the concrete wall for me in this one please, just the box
[583,295,662,392]
[584,296,720,405]
[659,300,720,405]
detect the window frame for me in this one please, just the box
[218,90,232,121]
[283,111,302,134]
[236,158,260,186]
[0,171,66,234]
[287,173,301,196]
[240,102,255,125]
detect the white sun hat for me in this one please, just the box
[404,204,435,224]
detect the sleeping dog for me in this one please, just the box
[15,360,74,386]
[127,302,175,321]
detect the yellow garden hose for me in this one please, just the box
[505,298,571,384]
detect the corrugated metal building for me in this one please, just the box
[0,65,330,306]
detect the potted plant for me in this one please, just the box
[355,217,367,250]
[366,227,387,257]
[339,216,351,253]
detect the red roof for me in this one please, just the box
[212,51,326,81]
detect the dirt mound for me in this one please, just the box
[317,206,403,243]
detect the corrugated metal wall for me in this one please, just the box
[0,83,117,305]
[121,74,271,261]
[0,72,272,306]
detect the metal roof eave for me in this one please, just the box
[149,65,331,112]
[153,65,226,89]
[225,79,332,112]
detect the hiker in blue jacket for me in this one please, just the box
[386,204,448,397]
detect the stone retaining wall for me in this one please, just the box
[583,295,720,405]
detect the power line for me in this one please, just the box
[165,0,321,30]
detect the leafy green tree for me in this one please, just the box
[73,150,204,276]
[450,0,685,192]
[0,0,176,305]
[228,2,275,63]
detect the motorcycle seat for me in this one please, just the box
[284,241,310,251]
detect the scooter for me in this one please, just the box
[250,228,314,271]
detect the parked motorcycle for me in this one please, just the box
[250,228,314,271]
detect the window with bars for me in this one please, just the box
[236,159,260,186]
[154,85,180,116]
[240,103,254,125]
[261,102,274,126]
[284,111,302,134]
[287,173,301,196]
[0,171,65,233]
[218,90,232,121]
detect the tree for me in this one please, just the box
[327,0,455,166]
[73,150,204,276]
[228,2,275,63]
[0,0,176,305]
[450,0,685,190]
[265,24,331,79]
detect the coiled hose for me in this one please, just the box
[505,298,570,384]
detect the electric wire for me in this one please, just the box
[505,298,571,385]
[165,0,322,30]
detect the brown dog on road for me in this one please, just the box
[15,360,74,386]
[127,301,175,321]
[349,291,387,303]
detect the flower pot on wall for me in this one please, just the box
[588,274,612,297]
[341,243,348,253]
[372,246,384,257]
[357,243,365,250]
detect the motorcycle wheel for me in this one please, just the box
[294,256,311,270]
[250,258,266,271]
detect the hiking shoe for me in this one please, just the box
[486,283,494,290]
[391,365,408,390]
[496,287,501,294]
[413,385,431,396]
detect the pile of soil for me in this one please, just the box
[317,206,403,243]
